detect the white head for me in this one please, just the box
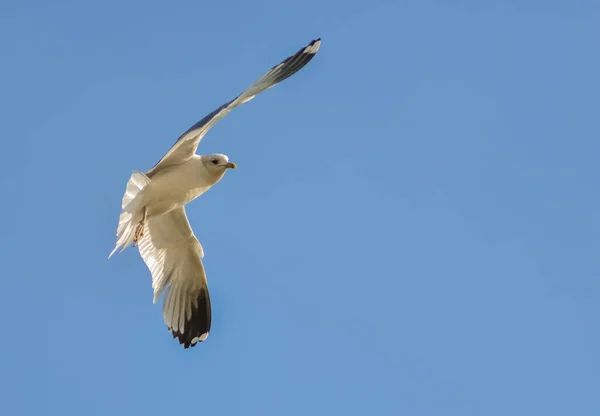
[201,154,237,178]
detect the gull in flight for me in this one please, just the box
[109,38,321,348]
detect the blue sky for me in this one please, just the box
[1,0,599,414]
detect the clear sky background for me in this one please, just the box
[1,0,599,414]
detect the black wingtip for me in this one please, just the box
[170,287,212,349]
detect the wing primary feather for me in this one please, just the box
[168,286,212,349]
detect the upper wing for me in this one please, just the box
[137,206,211,348]
[146,38,321,177]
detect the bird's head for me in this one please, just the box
[202,154,237,177]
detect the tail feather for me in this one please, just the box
[109,171,151,258]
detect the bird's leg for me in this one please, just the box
[133,207,147,247]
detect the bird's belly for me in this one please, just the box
[143,163,211,217]
[145,186,209,217]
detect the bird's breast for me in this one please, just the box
[144,159,215,217]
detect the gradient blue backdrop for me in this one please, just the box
[1,0,599,414]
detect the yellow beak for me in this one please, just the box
[226,162,237,169]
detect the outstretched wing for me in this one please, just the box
[146,38,321,177]
[137,206,210,348]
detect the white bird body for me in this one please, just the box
[142,156,224,218]
[109,38,321,348]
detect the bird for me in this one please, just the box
[109,38,321,348]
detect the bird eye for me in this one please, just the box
[211,159,219,165]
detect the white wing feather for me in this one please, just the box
[137,207,211,347]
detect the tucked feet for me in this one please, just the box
[133,208,147,247]
[133,223,144,246]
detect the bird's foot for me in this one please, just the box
[133,222,144,246]
[133,208,147,247]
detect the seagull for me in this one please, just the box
[109,38,321,348]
